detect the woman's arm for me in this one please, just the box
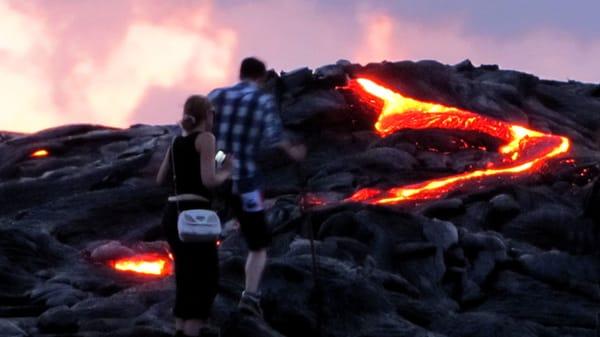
[156,146,172,185]
[196,133,232,188]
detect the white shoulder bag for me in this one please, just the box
[170,137,222,242]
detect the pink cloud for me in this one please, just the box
[212,0,354,71]
[1,1,598,133]
[354,12,600,82]
[0,1,60,132]
[355,13,395,63]
[1,0,236,132]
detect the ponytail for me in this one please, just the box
[180,114,197,131]
[180,95,212,132]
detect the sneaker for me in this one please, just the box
[238,291,263,317]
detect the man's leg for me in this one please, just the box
[239,247,266,317]
[238,210,269,317]
[235,189,270,294]
[175,318,184,333]
[235,189,271,316]
[245,248,267,293]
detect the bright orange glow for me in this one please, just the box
[30,149,49,158]
[347,78,571,205]
[112,253,172,276]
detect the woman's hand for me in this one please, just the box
[221,154,234,174]
[197,132,233,187]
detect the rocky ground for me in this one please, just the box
[1,59,599,337]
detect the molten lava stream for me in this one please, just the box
[30,149,49,158]
[111,253,172,276]
[347,78,570,205]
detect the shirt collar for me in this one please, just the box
[237,80,260,90]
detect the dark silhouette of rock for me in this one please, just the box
[518,251,600,300]
[280,67,313,95]
[489,193,521,219]
[422,218,459,250]
[280,89,347,126]
[38,305,78,333]
[314,64,348,87]
[420,198,464,219]
[90,241,135,262]
[431,311,553,337]
[454,59,475,72]
[0,319,28,337]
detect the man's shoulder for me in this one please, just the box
[207,86,232,101]
[209,83,257,98]
[256,91,276,108]
[243,87,273,102]
[208,83,274,107]
[234,85,274,106]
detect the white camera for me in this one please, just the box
[215,150,226,165]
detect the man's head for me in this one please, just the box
[240,57,267,82]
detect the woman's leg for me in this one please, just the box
[192,241,219,330]
[173,258,188,335]
[182,319,205,336]
[171,201,218,335]
[163,203,187,334]
[175,317,184,332]
[176,240,218,335]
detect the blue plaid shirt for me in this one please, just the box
[208,81,284,181]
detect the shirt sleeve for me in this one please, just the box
[261,95,284,146]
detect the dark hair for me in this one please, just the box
[180,95,212,132]
[239,57,266,80]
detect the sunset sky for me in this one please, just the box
[1,0,599,133]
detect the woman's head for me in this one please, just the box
[181,95,214,132]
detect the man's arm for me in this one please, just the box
[276,140,306,162]
[261,95,306,162]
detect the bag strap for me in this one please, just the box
[170,137,182,215]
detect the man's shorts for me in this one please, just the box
[230,180,271,251]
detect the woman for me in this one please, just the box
[156,95,232,337]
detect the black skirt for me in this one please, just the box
[162,200,219,320]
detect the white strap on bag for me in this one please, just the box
[170,136,222,242]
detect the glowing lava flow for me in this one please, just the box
[30,149,49,158]
[347,78,570,205]
[111,253,172,276]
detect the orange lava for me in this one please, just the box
[112,253,172,276]
[30,149,49,158]
[347,78,570,205]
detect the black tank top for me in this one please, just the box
[171,132,211,199]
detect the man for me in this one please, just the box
[208,57,306,316]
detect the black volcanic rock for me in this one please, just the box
[453,59,475,72]
[2,60,600,336]
[280,89,347,126]
[38,305,79,333]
